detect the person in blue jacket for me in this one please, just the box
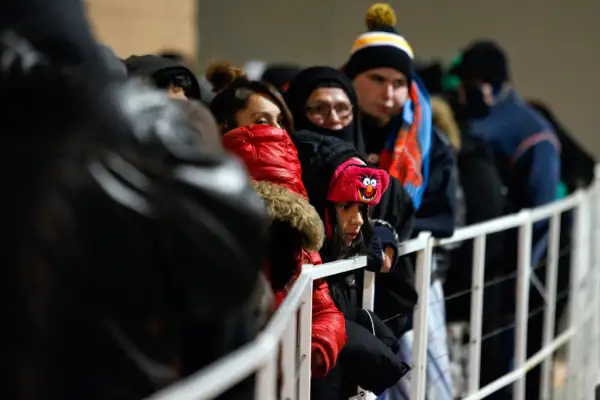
[451,40,562,400]
[451,40,561,216]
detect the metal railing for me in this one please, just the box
[148,169,600,400]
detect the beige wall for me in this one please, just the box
[198,0,600,157]
[85,0,197,60]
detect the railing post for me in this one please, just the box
[255,348,278,400]
[513,211,533,400]
[360,270,377,400]
[410,232,433,400]
[566,192,584,399]
[540,213,561,400]
[577,192,594,400]
[467,234,487,394]
[595,179,600,394]
[298,265,314,400]
[586,179,600,398]
[362,270,376,311]
[589,170,600,397]
[579,191,594,399]
[280,306,298,400]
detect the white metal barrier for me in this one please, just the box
[148,171,600,400]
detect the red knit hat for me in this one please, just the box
[327,158,389,206]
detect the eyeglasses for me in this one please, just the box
[305,102,353,120]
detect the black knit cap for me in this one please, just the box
[344,3,414,82]
[450,40,510,88]
[261,63,302,93]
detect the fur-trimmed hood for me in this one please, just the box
[253,180,324,251]
[223,125,325,251]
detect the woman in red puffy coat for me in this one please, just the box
[223,124,347,377]
[205,61,346,376]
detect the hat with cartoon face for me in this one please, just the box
[327,158,390,206]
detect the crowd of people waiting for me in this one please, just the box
[1,0,596,399]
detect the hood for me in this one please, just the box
[290,130,363,222]
[124,54,201,100]
[223,125,324,251]
[261,63,302,93]
[98,45,127,78]
[285,66,366,154]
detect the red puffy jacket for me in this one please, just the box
[223,125,346,377]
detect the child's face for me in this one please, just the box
[334,202,364,246]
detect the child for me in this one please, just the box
[292,131,413,399]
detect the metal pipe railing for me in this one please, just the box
[148,176,600,400]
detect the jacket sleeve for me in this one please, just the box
[513,136,561,239]
[310,278,347,377]
[338,320,410,395]
[412,128,457,238]
[530,103,595,191]
[514,138,560,210]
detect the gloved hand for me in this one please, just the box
[366,219,400,273]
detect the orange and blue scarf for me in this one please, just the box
[378,77,432,210]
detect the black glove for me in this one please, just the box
[366,219,401,272]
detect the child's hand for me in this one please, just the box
[380,246,396,273]
[366,220,400,273]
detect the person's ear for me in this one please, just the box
[481,83,494,105]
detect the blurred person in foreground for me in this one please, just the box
[0,5,272,400]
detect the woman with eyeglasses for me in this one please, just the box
[284,68,416,399]
[286,66,417,338]
[285,66,414,245]
[284,66,366,154]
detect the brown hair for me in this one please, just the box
[206,61,294,134]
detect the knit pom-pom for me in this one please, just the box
[205,60,247,93]
[365,3,397,30]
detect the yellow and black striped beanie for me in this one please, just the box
[344,3,414,82]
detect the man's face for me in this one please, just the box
[352,68,409,124]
